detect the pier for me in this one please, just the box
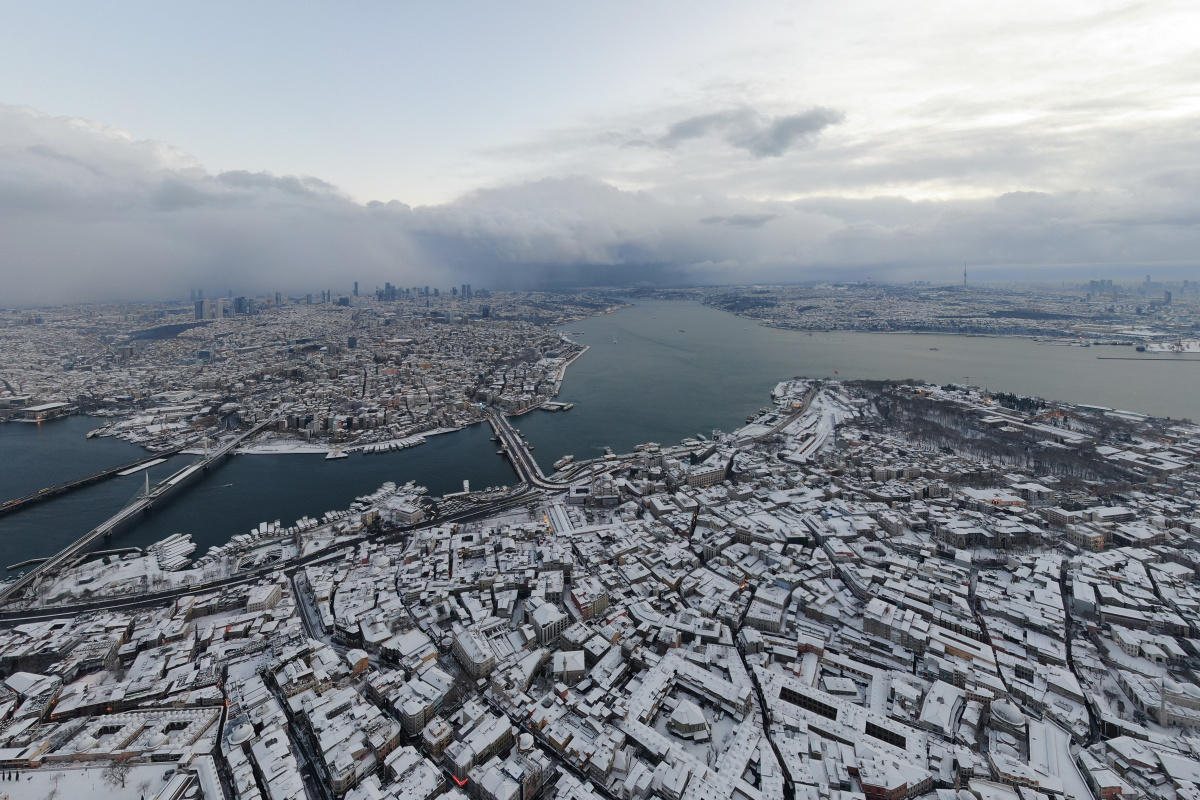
[0,450,183,516]
[0,416,276,606]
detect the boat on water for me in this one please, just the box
[325,450,349,460]
[613,339,618,344]
[929,347,940,351]
[553,455,574,470]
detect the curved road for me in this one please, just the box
[488,410,571,492]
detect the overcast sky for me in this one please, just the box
[2,0,1198,304]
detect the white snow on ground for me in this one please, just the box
[421,426,459,437]
[1028,718,1092,800]
[236,439,330,454]
[235,425,458,455]
[780,416,817,438]
[779,388,858,462]
[5,763,174,800]
[731,423,773,439]
[867,671,891,715]
[42,553,207,601]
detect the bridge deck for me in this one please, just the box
[488,411,569,491]
[0,417,274,606]
[0,451,182,516]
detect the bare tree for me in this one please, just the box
[103,762,132,789]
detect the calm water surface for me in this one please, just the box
[0,421,516,570]
[3,299,1197,567]
[519,299,1200,468]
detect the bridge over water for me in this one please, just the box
[0,416,277,606]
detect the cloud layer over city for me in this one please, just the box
[1,1,1198,304]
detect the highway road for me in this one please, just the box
[0,483,540,625]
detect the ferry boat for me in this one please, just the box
[553,455,574,470]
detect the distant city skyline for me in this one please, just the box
[2,0,1199,304]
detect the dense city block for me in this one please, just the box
[3,352,1200,800]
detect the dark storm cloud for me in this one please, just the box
[216,170,340,195]
[0,106,431,305]
[3,103,1200,306]
[729,109,847,157]
[651,107,844,157]
[699,214,778,228]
